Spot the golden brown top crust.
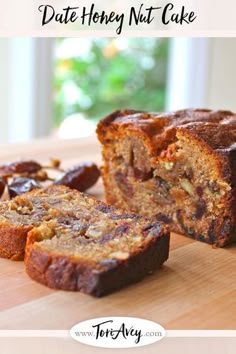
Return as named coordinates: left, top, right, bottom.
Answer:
left=97, top=109, right=236, bottom=152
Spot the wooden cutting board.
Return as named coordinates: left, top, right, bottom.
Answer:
left=0, top=135, right=235, bottom=330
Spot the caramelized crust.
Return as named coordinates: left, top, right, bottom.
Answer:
left=25, top=217, right=169, bottom=296
left=97, top=109, right=236, bottom=246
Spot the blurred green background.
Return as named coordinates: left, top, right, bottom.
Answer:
left=53, top=38, right=169, bottom=127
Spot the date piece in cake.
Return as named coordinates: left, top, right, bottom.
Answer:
left=97, top=109, right=236, bottom=247
left=24, top=187, right=169, bottom=296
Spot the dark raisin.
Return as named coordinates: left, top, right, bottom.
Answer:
left=57, top=217, right=71, bottom=226
left=197, top=234, right=205, bottom=242
left=99, top=233, right=114, bottom=244
left=115, top=224, right=129, bottom=234
left=194, top=199, right=207, bottom=220
left=219, top=218, right=231, bottom=238
left=134, top=215, right=142, bottom=220
left=129, top=149, right=134, bottom=166
left=56, top=218, right=87, bottom=234
left=176, top=209, right=196, bottom=238
left=96, top=204, right=115, bottom=213
left=176, top=209, right=182, bottom=222
left=54, top=162, right=100, bottom=192
left=155, top=213, right=173, bottom=224
left=196, top=186, right=203, bottom=198
left=111, top=213, right=136, bottom=220
left=153, top=176, right=174, bottom=205
left=0, top=177, right=6, bottom=198
left=155, top=176, right=170, bottom=192
left=183, top=167, right=193, bottom=180
left=176, top=209, right=186, bottom=231
left=208, top=218, right=231, bottom=245
left=207, top=219, right=216, bottom=244
left=99, top=224, right=130, bottom=244
left=114, top=171, right=133, bottom=197
left=0, top=160, right=42, bottom=175
left=186, top=227, right=196, bottom=238
left=8, top=177, right=41, bottom=198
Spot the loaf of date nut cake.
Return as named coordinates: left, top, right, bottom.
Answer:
left=97, top=109, right=236, bottom=247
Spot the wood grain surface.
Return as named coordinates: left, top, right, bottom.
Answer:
left=0, top=135, right=235, bottom=330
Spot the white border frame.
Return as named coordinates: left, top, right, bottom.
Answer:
left=166, top=38, right=210, bottom=110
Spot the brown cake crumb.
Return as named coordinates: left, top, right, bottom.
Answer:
left=97, top=108, right=236, bottom=247
left=0, top=185, right=169, bottom=296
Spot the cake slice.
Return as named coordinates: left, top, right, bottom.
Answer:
left=0, top=185, right=80, bottom=260
left=0, top=184, right=169, bottom=295
left=97, top=109, right=236, bottom=247
left=24, top=189, right=169, bottom=296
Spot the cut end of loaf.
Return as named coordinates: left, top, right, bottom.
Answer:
left=97, top=109, right=236, bottom=247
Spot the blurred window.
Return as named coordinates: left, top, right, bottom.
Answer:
left=53, top=38, right=169, bottom=138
